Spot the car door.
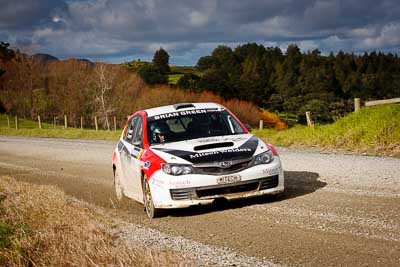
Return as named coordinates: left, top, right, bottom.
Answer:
left=120, top=115, right=144, bottom=201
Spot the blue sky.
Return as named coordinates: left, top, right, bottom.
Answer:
left=1, top=0, right=400, bottom=65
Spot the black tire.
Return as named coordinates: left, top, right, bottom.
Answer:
left=143, top=175, right=162, bottom=218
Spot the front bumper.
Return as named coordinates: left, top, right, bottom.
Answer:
left=149, top=157, right=284, bottom=209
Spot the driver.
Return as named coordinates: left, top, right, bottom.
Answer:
left=151, top=121, right=171, bottom=144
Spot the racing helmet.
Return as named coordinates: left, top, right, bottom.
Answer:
left=151, top=121, right=171, bottom=143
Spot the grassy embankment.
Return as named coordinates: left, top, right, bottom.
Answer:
left=0, top=176, right=186, bottom=266
left=0, top=114, right=120, bottom=140
left=255, top=104, right=400, bottom=156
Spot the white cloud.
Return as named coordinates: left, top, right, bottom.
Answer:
left=360, top=22, right=400, bottom=49
left=189, top=11, right=209, bottom=27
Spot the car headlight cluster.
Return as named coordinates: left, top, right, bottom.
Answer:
left=162, top=163, right=194, bottom=176
left=252, top=150, right=274, bottom=165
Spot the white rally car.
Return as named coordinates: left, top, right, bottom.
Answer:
left=112, top=102, right=284, bottom=218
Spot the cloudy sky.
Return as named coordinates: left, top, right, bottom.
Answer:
left=1, top=0, right=400, bottom=65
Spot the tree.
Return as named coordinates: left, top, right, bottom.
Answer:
left=177, top=73, right=200, bottom=90
left=152, top=48, right=170, bottom=74
left=196, top=56, right=214, bottom=71
left=0, top=42, right=15, bottom=77
left=137, top=64, right=168, bottom=85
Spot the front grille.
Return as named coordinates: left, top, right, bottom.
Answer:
left=259, top=175, right=279, bottom=190
left=170, top=188, right=194, bottom=200
left=170, top=175, right=279, bottom=200
left=193, top=159, right=252, bottom=175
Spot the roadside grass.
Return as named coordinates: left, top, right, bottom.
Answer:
left=0, top=128, right=120, bottom=140
left=1, top=104, right=399, bottom=156
left=0, top=114, right=58, bottom=129
left=0, top=114, right=120, bottom=140
left=0, top=176, right=187, bottom=266
left=255, top=104, right=400, bottom=156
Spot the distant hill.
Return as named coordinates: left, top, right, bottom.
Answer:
left=33, top=53, right=59, bottom=64
left=121, top=60, right=151, bottom=72
left=32, top=53, right=95, bottom=67
left=68, top=58, right=95, bottom=67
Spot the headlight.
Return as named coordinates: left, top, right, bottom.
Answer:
left=252, top=150, right=274, bottom=165
left=162, top=163, right=193, bottom=176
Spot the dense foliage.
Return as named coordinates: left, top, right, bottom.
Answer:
left=191, top=43, right=400, bottom=123
left=0, top=49, right=267, bottom=129
left=136, top=48, right=170, bottom=84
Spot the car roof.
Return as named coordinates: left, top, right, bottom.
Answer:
left=144, top=102, right=224, bottom=118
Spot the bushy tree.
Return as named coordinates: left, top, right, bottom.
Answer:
left=137, top=64, right=168, bottom=85
left=196, top=56, right=214, bottom=71
left=177, top=73, right=200, bottom=90
left=152, top=48, right=170, bottom=74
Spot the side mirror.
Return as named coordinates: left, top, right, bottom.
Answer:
left=132, top=139, right=143, bottom=148
left=244, top=123, right=252, bottom=132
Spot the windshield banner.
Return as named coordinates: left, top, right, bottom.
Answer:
left=148, top=109, right=217, bottom=121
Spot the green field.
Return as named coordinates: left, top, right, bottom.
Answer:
left=169, top=65, right=202, bottom=76
left=255, top=104, right=400, bottom=156
left=167, top=73, right=184, bottom=85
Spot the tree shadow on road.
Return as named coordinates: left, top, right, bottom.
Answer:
left=167, top=171, right=326, bottom=218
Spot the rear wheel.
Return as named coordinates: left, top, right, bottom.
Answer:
left=143, top=175, right=162, bottom=218
left=114, top=169, right=123, bottom=201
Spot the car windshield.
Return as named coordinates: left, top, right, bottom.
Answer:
left=147, top=110, right=245, bottom=145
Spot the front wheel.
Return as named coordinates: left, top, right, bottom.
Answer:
left=143, top=175, right=162, bottom=219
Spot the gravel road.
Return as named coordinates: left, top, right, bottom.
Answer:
left=0, top=136, right=399, bottom=266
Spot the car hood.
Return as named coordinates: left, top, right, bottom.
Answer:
left=150, top=134, right=266, bottom=165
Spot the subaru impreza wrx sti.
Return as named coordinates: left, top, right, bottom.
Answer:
left=112, top=102, right=284, bottom=218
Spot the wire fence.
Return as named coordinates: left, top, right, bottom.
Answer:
left=0, top=113, right=129, bottom=131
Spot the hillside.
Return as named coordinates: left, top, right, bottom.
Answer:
left=255, top=104, right=400, bottom=156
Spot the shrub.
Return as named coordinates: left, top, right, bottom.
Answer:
left=137, top=65, right=167, bottom=85
left=260, top=110, right=288, bottom=130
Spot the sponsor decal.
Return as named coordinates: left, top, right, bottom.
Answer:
left=189, top=148, right=252, bottom=159
left=153, top=136, right=259, bottom=164
left=262, top=166, right=280, bottom=175
left=170, top=178, right=191, bottom=187
left=151, top=177, right=165, bottom=186
left=149, top=109, right=214, bottom=121
left=144, top=161, right=151, bottom=168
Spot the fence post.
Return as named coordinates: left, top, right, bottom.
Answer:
left=354, top=98, right=361, bottom=112
left=7, top=116, right=10, bottom=128
left=259, top=120, right=263, bottom=131
left=113, top=117, right=117, bottom=131
left=15, top=116, right=19, bottom=130
left=37, top=115, right=42, bottom=129
left=64, top=115, right=68, bottom=128
left=94, top=116, right=98, bottom=131
left=80, top=117, right=84, bottom=129
left=306, top=111, right=314, bottom=128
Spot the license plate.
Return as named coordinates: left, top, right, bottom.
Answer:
left=217, top=175, right=241, bottom=185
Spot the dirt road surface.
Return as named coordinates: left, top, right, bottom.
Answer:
left=0, top=136, right=399, bottom=266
